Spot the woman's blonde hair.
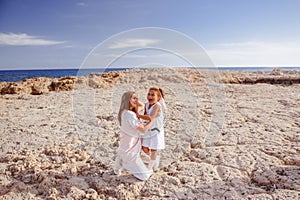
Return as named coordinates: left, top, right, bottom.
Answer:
left=118, top=91, right=135, bottom=126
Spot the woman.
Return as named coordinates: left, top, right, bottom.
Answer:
left=114, top=91, right=157, bottom=180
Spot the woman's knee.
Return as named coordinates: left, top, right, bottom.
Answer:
left=142, top=146, right=150, bottom=154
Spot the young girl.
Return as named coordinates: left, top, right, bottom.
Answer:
left=139, top=87, right=166, bottom=170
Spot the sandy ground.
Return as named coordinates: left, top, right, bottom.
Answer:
left=0, top=68, right=299, bottom=199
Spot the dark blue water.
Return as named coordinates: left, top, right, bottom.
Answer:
left=0, top=68, right=126, bottom=82
left=0, top=67, right=299, bottom=82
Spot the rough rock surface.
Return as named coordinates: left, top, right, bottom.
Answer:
left=0, top=68, right=299, bottom=199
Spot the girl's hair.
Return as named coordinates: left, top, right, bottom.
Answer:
left=118, top=91, right=135, bottom=126
left=149, top=87, right=165, bottom=99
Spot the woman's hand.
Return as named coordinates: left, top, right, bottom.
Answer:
left=136, top=113, right=142, bottom=119
left=136, top=119, right=153, bottom=133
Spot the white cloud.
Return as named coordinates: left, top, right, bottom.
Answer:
left=109, top=38, right=160, bottom=49
left=0, top=33, right=65, bottom=46
left=206, top=41, right=300, bottom=67
left=76, top=2, right=87, bottom=7
left=60, top=45, right=74, bottom=49
left=101, top=53, right=147, bottom=58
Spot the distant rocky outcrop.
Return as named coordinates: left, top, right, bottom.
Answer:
left=220, top=68, right=300, bottom=85
left=0, top=71, right=124, bottom=95
left=1, top=68, right=299, bottom=95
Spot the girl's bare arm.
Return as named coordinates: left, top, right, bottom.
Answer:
left=138, top=104, right=160, bottom=121
left=149, top=104, right=161, bottom=119
left=137, top=114, right=151, bottom=121
left=137, top=104, right=161, bottom=133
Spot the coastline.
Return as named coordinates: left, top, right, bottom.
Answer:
left=1, top=66, right=300, bottom=83
left=0, top=68, right=299, bottom=199
left=1, top=68, right=300, bottom=95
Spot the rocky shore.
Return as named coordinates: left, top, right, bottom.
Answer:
left=1, top=68, right=299, bottom=96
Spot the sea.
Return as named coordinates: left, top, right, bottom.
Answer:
left=0, top=67, right=299, bottom=83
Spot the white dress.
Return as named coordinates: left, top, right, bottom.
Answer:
left=142, top=102, right=165, bottom=150
left=114, top=110, right=153, bottom=180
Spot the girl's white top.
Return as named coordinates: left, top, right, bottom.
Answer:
left=142, top=101, right=165, bottom=150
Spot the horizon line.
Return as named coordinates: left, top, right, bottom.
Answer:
left=1, top=66, right=300, bottom=71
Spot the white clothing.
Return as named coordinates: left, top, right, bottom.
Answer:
left=115, top=110, right=152, bottom=180
left=142, top=102, right=165, bottom=150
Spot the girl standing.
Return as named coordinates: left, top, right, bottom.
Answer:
left=140, top=87, right=166, bottom=170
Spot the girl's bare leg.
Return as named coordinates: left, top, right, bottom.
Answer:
left=148, top=149, right=158, bottom=169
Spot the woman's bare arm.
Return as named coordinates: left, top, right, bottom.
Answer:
left=136, top=120, right=153, bottom=133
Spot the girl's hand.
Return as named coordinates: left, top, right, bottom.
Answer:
left=136, top=101, right=145, bottom=113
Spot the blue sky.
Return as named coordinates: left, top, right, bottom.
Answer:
left=0, top=0, right=300, bottom=70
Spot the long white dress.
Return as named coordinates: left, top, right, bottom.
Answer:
left=142, top=102, right=165, bottom=150
left=114, top=110, right=153, bottom=180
